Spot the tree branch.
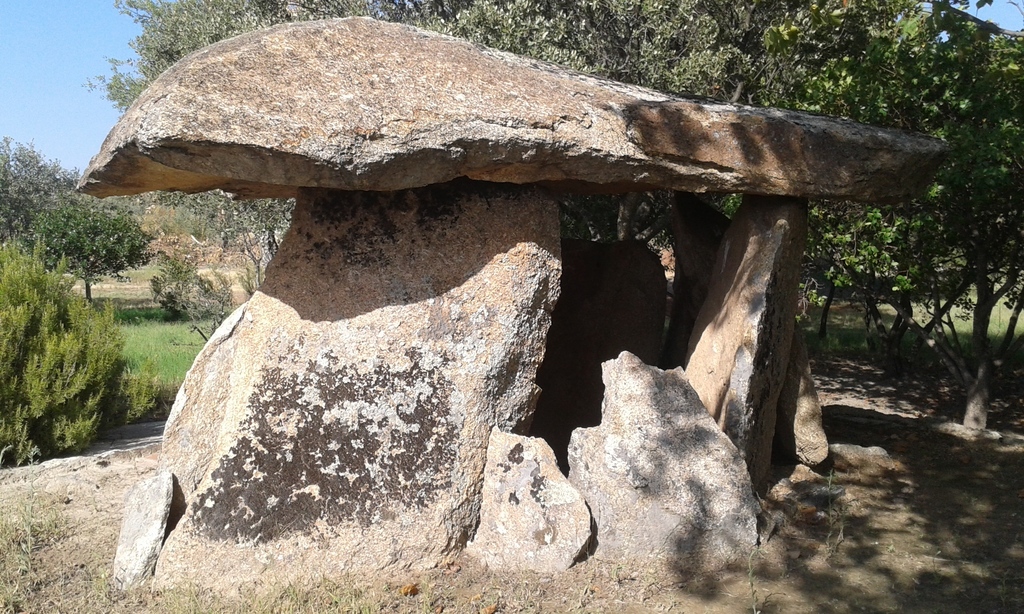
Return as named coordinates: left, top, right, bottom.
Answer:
left=997, top=285, right=1024, bottom=358
left=936, top=3, right=1024, bottom=38
left=889, top=297, right=971, bottom=386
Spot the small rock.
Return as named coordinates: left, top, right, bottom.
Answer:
left=466, top=429, right=592, bottom=573
left=399, top=584, right=419, bottom=597
left=112, top=470, right=175, bottom=590
left=829, top=443, right=891, bottom=460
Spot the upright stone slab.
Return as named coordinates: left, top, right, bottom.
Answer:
left=112, top=470, right=175, bottom=590
left=660, top=193, right=731, bottom=369
left=568, top=352, right=759, bottom=569
left=531, top=239, right=665, bottom=471
left=773, top=333, right=829, bottom=466
left=685, top=196, right=807, bottom=492
left=466, top=429, right=592, bottom=573
left=155, top=180, right=561, bottom=589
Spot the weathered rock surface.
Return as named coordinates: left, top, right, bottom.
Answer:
left=660, top=193, right=731, bottom=369
left=773, top=333, right=829, bottom=466
left=466, top=429, right=592, bottom=573
left=112, top=470, right=174, bottom=590
left=531, top=239, right=665, bottom=471
left=154, top=181, right=561, bottom=588
left=79, top=18, right=945, bottom=202
left=685, top=196, right=808, bottom=492
left=567, top=352, right=759, bottom=569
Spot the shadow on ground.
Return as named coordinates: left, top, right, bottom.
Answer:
left=719, top=356, right=1024, bottom=614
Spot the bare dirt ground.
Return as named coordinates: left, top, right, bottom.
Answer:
left=2, top=357, right=1022, bottom=613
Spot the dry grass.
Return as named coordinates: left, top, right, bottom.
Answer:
left=0, top=492, right=66, bottom=612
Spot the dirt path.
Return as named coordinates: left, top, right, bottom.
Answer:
left=2, top=360, right=1022, bottom=613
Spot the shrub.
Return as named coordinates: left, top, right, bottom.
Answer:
left=0, top=246, right=155, bottom=466
left=150, top=253, right=234, bottom=341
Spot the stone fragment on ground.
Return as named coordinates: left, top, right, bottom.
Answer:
left=684, top=196, right=808, bottom=492
left=774, top=333, right=829, bottom=466
left=155, top=181, right=561, bottom=587
left=466, top=429, right=592, bottom=573
left=112, top=470, right=175, bottom=590
left=568, top=352, right=759, bottom=569
left=531, top=239, right=665, bottom=471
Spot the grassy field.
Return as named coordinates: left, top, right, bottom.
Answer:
left=84, top=266, right=224, bottom=407
left=802, top=300, right=1024, bottom=367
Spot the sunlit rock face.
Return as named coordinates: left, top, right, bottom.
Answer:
left=567, top=352, right=759, bottom=569
left=155, top=181, right=561, bottom=588
left=466, top=429, right=592, bottom=573
left=684, top=196, right=808, bottom=493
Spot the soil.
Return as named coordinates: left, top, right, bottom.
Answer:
left=1, top=356, right=1022, bottom=613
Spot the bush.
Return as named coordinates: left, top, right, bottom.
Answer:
left=150, top=253, right=234, bottom=341
left=0, top=246, right=155, bottom=466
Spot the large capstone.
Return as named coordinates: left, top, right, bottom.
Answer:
left=466, top=429, right=592, bottom=573
left=568, top=352, right=759, bottom=570
left=530, top=239, right=665, bottom=472
left=79, top=19, right=945, bottom=202
left=154, top=180, right=561, bottom=588
left=685, top=196, right=808, bottom=493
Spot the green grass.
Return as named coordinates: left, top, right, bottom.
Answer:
left=79, top=265, right=214, bottom=400
left=121, top=320, right=205, bottom=394
left=803, top=300, right=1024, bottom=368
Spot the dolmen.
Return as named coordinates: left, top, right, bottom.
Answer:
left=80, top=17, right=944, bottom=591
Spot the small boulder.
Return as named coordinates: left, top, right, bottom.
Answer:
left=568, top=352, right=759, bottom=570
left=112, top=470, right=175, bottom=590
left=466, top=429, right=592, bottom=573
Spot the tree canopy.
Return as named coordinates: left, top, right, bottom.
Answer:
left=32, top=201, right=153, bottom=301
left=789, top=0, right=1024, bottom=427
left=0, top=138, right=78, bottom=243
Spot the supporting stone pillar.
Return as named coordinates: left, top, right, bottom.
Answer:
left=684, top=196, right=808, bottom=492
left=660, top=192, right=731, bottom=369
left=155, top=180, right=561, bottom=589
left=773, top=333, right=829, bottom=466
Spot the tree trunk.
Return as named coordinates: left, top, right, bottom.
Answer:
left=964, top=239, right=994, bottom=429
left=616, top=193, right=641, bottom=241
left=963, top=361, right=991, bottom=429
left=85, top=281, right=92, bottom=302
left=818, top=281, right=835, bottom=340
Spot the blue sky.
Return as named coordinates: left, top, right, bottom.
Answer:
left=1, top=1, right=1022, bottom=174
left=0, top=1, right=140, bottom=173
